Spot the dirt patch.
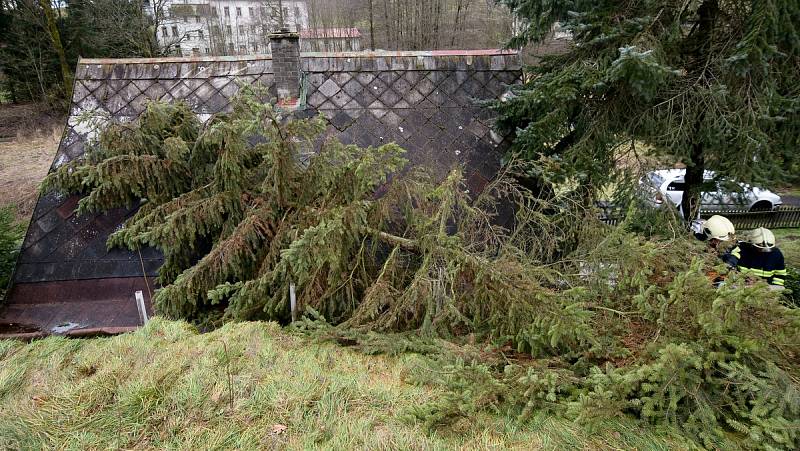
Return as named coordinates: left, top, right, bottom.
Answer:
left=0, top=104, right=64, bottom=222
left=0, top=103, right=63, bottom=140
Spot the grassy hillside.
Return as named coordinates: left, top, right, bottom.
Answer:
left=0, top=319, right=692, bottom=450
left=774, top=229, right=800, bottom=268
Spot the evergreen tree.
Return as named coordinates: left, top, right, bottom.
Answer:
left=497, top=0, right=800, bottom=217
left=43, top=85, right=800, bottom=448
left=64, top=0, right=160, bottom=59
left=42, top=84, right=581, bottom=330
left=0, top=206, right=23, bottom=301
left=39, top=0, right=72, bottom=101
left=0, top=0, right=161, bottom=104
left=0, top=0, right=65, bottom=103
left=44, top=85, right=408, bottom=322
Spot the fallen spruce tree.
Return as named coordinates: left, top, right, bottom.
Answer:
left=44, top=87, right=800, bottom=449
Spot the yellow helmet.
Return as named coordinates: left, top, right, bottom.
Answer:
left=703, top=215, right=735, bottom=241
left=746, top=227, right=776, bottom=249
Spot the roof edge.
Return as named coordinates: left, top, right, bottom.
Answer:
left=78, top=49, right=519, bottom=65
left=79, top=54, right=274, bottom=65
left=0, top=326, right=141, bottom=341
left=302, top=49, right=519, bottom=58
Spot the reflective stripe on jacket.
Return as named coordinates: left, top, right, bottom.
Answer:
left=726, top=243, right=786, bottom=286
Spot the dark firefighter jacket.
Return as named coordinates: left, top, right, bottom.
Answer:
left=723, top=243, right=787, bottom=286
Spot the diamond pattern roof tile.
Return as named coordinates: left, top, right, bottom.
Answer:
left=3, top=50, right=522, bottom=335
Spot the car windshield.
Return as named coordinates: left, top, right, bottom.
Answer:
left=647, top=173, right=665, bottom=187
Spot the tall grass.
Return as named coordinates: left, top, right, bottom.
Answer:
left=0, top=319, right=691, bottom=450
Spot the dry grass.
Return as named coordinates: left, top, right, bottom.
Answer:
left=0, top=319, right=691, bottom=450
left=0, top=104, right=64, bottom=222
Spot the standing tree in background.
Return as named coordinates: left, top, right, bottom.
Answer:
left=0, top=0, right=68, bottom=104
left=0, top=0, right=171, bottom=105
left=305, top=0, right=514, bottom=52
left=38, top=0, right=72, bottom=100
left=368, top=0, right=375, bottom=50
left=66, top=0, right=160, bottom=58
left=497, top=0, right=800, bottom=217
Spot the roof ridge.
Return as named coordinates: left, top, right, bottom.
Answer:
left=78, top=49, right=519, bottom=65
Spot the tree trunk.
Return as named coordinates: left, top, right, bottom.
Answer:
left=681, top=138, right=706, bottom=220
left=382, top=0, right=391, bottom=49
left=680, top=0, right=718, bottom=220
left=452, top=0, right=463, bottom=47
left=38, top=0, right=73, bottom=101
left=432, top=0, right=441, bottom=48
left=368, top=0, right=375, bottom=50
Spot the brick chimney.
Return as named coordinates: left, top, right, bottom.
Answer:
left=269, top=27, right=301, bottom=107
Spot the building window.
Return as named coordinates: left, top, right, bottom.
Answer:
left=236, top=7, right=241, bottom=17
left=250, top=24, right=257, bottom=33
left=238, top=25, right=245, bottom=35
left=172, top=26, right=179, bottom=37
left=239, top=45, right=246, bottom=54
left=228, top=42, right=234, bottom=53
left=224, top=6, right=229, bottom=17
left=283, top=7, right=289, bottom=19
left=248, top=7, right=254, bottom=17
left=252, top=42, right=258, bottom=52
left=183, top=16, right=187, bottom=23
left=192, top=47, right=200, bottom=55
left=212, top=7, right=217, bottom=17
left=198, top=30, right=204, bottom=39
left=226, top=25, right=232, bottom=35
left=195, top=15, right=200, bottom=23
left=161, top=26, right=168, bottom=37
left=205, top=47, right=210, bottom=54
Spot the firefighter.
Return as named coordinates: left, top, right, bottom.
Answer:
left=726, top=227, right=787, bottom=287
left=691, top=215, right=740, bottom=282
left=692, top=215, right=736, bottom=256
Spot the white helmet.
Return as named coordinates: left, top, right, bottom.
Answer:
left=747, top=227, right=776, bottom=249
left=703, top=215, right=735, bottom=241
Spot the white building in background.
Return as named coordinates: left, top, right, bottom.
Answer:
left=147, top=1, right=309, bottom=56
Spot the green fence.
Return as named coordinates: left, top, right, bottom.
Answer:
left=600, top=206, right=800, bottom=229
left=699, top=207, right=800, bottom=229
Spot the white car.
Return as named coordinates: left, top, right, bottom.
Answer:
left=644, top=169, right=783, bottom=212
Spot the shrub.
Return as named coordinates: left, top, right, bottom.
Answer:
left=0, top=205, right=23, bottom=300
left=784, top=267, right=800, bottom=307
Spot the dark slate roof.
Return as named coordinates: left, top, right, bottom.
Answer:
left=1, top=50, right=522, bottom=336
